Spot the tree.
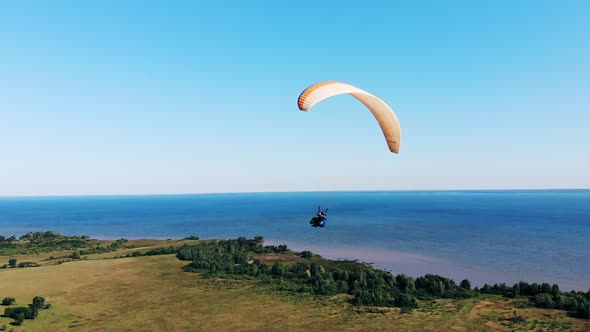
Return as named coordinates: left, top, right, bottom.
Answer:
left=396, top=274, right=413, bottom=292
left=8, top=258, right=16, bottom=267
left=512, top=283, right=520, bottom=297
left=13, top=312, right=24, bottom=326
left=530, top=283, right=540, bottom=296
left=27, top=305, right=38, bottom=319
left=1, top=297, right=15, bottom=306
left=254, top=236, right=264, bottom=245
left=4, top=306, right=33, bottom=319
left=534, top=293, right=555, bottom=309
left=460, top=279, right=471, bottom=290
left=554, top=295, right=565, bottom=309
left=576, top=302, right=590, bottom=319
left=300, top=251, right=313, bottom=259
left=32, top=296, right=45, bottom=310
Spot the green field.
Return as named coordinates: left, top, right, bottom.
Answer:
left=0, top=238, right=588, bottom=331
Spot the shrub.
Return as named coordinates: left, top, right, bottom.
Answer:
left=395, top=293, right=418, bottom=308
left=534, top=293, right=555, bottom=309
left=300, top=251, right=313, bottom=258
left=4, top=306, right=33, bottom=319
left=18, top=262, right=40, bottom=268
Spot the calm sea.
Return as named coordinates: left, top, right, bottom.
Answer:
left=0, top=190, right=588, bottom=291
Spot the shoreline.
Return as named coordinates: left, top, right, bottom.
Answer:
left=267, top=239, right=590, bottom=292
left=3, top=230, right=588, bottom=291
left=3, top=231, right=588, bottom=292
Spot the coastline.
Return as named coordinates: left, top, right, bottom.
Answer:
left=1, top=190, right=589, bottom=292
left=267, top=239, right=590, bottom=292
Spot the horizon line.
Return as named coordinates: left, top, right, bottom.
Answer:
left=1, top=187, right=588, bottom=199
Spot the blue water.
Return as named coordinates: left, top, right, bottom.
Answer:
left=0, top=190, right=589, bottom=291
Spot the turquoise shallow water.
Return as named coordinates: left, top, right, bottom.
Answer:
left=0, top=190, right=589, bottom=291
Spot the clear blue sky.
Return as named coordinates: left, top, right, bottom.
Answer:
left=1, top=1, right=589, bottom=196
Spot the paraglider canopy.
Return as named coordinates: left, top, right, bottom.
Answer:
left=297, top=81, right=401, bottom=154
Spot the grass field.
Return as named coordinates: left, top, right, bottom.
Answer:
left=0, top=240, right=588, bottom=331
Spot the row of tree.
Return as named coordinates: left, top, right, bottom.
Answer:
left=66, top=239, right=131, bottom=259
left=477, top=281, right=590, bottom=319
left=112, top=246, right=179, bottom=259
left=176, top=238, right=473, bottom=309
left=176, top=236, right=287, bottom=263
left=175, top=237, right=590, bottom=319
left=1, top=258, right=40, bottom=269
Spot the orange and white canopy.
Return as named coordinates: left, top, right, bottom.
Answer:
left=297, top=81, right=401, bottom=154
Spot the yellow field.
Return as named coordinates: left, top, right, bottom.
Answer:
left=0, top=242, right=588, bottom=331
